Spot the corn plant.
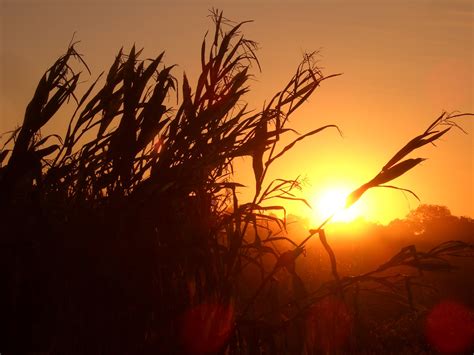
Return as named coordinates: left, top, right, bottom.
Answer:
left=1, top=9, right=472, bottom=354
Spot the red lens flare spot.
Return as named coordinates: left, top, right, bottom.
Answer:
left=425, top=300, right=474, bottom=353
left=306, top=296, right=353, bottom=352
left=180, top=303, right=234, bottom=354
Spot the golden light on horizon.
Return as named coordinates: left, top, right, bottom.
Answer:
left=311, top=186, right=367, bottom=224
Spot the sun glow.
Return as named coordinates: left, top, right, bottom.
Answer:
left=312, top=187, right=364, bottom=224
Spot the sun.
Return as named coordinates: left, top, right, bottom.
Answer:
left=311, top=186, right=364, bottom=223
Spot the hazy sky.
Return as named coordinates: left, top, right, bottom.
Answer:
left=1, top=0, right=473, bottom=224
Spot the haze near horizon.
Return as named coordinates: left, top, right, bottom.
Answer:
left=1, top=0, right=472, bottom=224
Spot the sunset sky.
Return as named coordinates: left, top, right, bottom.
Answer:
left=1, top=0, right=472, bottom=225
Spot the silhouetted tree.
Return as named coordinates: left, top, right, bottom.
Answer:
left=1, top=10, right=473, bottom=354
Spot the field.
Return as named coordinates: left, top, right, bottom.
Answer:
left=1, top=10, right=473, bottom=354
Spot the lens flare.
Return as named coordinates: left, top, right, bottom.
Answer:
left=180, top=303, right=234, bottom=354
left=425, top=300, right=474, bottom=353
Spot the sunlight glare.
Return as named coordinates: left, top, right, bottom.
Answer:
left=312, top=187, right=362, bottom=223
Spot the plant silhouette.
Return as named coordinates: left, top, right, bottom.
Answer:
left=1, top=9, right=473, bottom=354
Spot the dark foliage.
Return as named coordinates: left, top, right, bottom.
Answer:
left=1, top=10, right=473, bottom=354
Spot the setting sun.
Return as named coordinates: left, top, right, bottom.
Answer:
left=2, top=2, right=473, bottom=353
left=312, top=186, right=365, bottom=223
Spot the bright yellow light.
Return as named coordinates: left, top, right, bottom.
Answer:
left=312, top=187, right=363, bottom=223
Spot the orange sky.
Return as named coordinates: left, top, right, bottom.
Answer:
left=1, top=0, right=472, bottom=224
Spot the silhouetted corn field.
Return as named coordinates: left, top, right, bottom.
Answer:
left=1, top=10, right=473, bottom=354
